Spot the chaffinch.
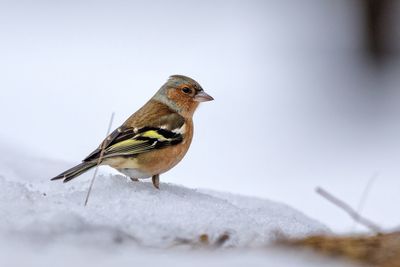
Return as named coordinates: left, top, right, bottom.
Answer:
left=51, top=75, right=213, bottom=189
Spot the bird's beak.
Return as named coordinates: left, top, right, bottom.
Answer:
left=194, top=91, right=214, bottom=102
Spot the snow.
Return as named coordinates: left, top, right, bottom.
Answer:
left=1, top=239, right=357, bottom=267
left=0, top=144, right=326, bottom=247
left=1, top=243, right=355, bottom=267
left=0, top=145, right=357, bottom=266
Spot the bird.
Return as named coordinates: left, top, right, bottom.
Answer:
left=51, top=75, right=213, bottom=189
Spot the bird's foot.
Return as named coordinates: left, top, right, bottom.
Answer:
left=152, top=174, right=160, bottom=189
left=130, top=177, right=139, bottom=182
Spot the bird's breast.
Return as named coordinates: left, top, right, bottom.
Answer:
left=136, top=123, right=193, bottom=175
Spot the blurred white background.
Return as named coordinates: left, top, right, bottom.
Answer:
left=0, top=0, right=399, bottom=232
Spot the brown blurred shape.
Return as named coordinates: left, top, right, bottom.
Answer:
left=362, top=0, right=398, bottom=64
left=284, top=232, right=400, bottom=267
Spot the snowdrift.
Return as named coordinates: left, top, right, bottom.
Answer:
left=0, top=145, right=327, bottom=248
left=0, top=146, right=347, bottom=267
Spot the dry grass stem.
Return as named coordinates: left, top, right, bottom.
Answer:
left=84, top=112, right=115, bottom=206
left=316, top=187, right=382, bottom=233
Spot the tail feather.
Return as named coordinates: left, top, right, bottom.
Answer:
left=51, top=162, right=97, bottom=183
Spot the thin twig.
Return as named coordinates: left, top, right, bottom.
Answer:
left=316, top=187, right=382, bottom=234
left=352, top=172, right=379, bottom=230
left=84, top=112, right=115, bottom=206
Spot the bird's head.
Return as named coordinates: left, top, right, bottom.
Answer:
left=153, top=75, right=214, bottom=117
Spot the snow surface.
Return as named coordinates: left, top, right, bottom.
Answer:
left=0, top=145, right=357, bottom=266
left=0, top=144, right=326, bottom=247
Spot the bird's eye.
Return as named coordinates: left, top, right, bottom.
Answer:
left=182, top=87, right=192, bottom=94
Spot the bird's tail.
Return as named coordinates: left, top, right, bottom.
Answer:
left=51, top=162, right=97, bottom=183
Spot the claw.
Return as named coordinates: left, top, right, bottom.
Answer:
left=152, top=174, right=160, bottom=189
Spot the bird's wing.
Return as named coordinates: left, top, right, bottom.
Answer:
left=83, top=113, right=185, bottom=162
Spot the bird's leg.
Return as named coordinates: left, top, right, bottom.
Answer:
left=152, top=174, right=160, bottom=189
left=130, top=177, right=139, bottom=182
